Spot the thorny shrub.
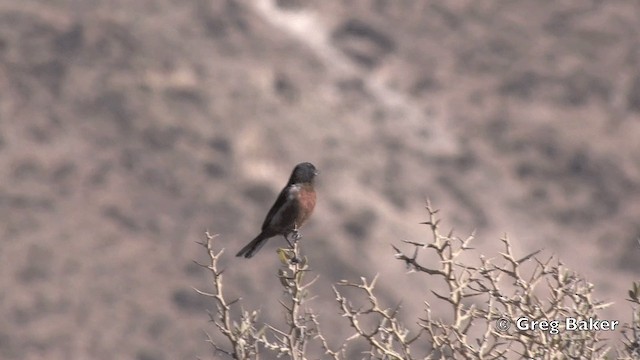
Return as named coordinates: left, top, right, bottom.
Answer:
left=195, top=201, right=640, bottom=359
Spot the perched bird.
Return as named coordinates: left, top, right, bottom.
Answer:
left=236, top=162, right=318, bottom=258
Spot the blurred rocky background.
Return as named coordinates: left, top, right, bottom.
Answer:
left=1, top=0, right=639, bottom=358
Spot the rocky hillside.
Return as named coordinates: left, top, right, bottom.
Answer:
left=0, top=0, right=639, bottom=359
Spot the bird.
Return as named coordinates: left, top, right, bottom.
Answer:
left=236, top=162, right=318, bottom=258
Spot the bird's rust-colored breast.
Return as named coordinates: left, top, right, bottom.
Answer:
left=295, top=183, right=316, bottom=226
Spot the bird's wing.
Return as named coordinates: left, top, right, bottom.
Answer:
left=261, top=185, right=297, bottom=231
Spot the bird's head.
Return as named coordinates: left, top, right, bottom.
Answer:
left=288, top=162, right=318, bottom=184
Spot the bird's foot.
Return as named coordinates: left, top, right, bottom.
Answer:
left=283, top=228, right=302, bottom=263
left=285, top=234, right=294, bottom=248
left=291, top=228, right=302, bottom=242
left=284, top=228, right=302, bottom=248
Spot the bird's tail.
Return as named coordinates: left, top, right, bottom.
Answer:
left=236, top=232, right=271, bottom=258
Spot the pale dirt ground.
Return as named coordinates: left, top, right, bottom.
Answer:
left=0, top=0, right=639, bottom=359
